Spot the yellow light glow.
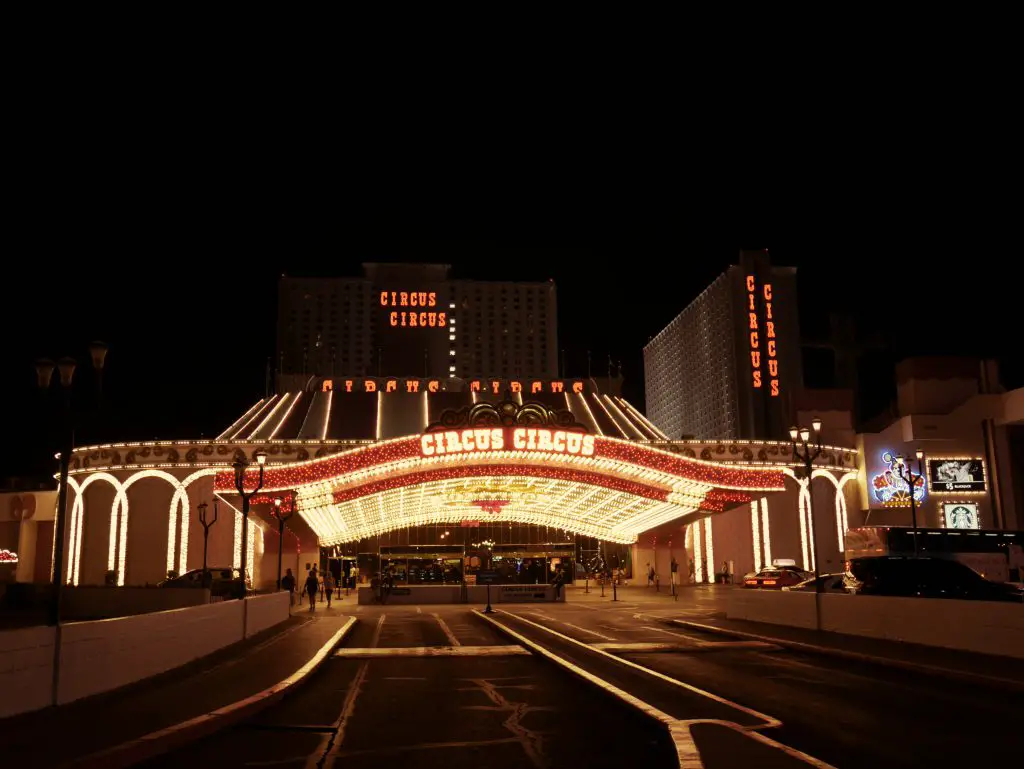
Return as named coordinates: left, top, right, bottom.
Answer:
left=322, top=389, right=334, bottom=440
left=751, top=500, right=761, bottom=573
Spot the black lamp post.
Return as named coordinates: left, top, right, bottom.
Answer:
left=273, top=496, right=294, bottom=590
left=35, top=342, right=107, bottom=626
left=790, top=418, right=823, bottom=631
left=198, top=500, right=218, bottom=588
left=232, top=451, right=267, bottom=598
left=894, top=449, right=925, bottom=557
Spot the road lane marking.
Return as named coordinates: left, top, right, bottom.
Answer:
left=476, top=611, right=833, bottom=769
left=475, top=610, right=702, bottom=767
left=685, top=720, right=838, bottom=769
left=523, top=610, right=617, bottom=640
left=433, top=612, right=461, bottom=646
left=498, top=609, right=781, bottom=730
left=334, top=645, right=529, bottom=658
left=306, top=615, right=384, bottom=769
left=591, top=641, right=779, bottom=653
left=559, top=621, right=616, bottom=641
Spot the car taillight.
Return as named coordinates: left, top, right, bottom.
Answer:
left=762, top=579, right=776, bottom=585
left=745, top=579, right=757, bottom=585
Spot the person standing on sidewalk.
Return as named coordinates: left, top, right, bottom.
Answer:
left=323, top=568, right=336, bottom=608
left=304, top=568, right=319, bottom=611
left=281, top=568, right=296, bottom=606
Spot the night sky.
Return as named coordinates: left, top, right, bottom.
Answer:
left=4, top=226, right=1016, bottom=485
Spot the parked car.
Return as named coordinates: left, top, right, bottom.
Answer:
left=158, top=567, right=247, bottom=598
left=782, top=573, right=848, bottom=592
left=742, top=561, right=812, bottom=589
left=844, top=556, right=1024, bottom=603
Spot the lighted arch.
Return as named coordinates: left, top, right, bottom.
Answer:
left=813, top=470, right=858, bottom=552
left=168, top=469, right=220, bottom=575
left=65, top=472, right=124, bottom=585
left=112, top=470, right=186, bottom=586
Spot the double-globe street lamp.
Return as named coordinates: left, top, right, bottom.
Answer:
left=232, top=451, right=267, bottom=598
left=893, top=449, right=925, bottom=557
left=35, top=342, right=108, bottom=626
left=197, top=500, right=218, bottom=588
left=272, top=495, right=294, bottom=590
left=790, top=418, right=823, bottom=631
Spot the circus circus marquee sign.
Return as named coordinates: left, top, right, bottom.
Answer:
left=216, top=399, right=786, bottom=545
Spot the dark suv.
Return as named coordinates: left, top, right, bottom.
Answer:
left=845, top=556, right=1024, bottom=603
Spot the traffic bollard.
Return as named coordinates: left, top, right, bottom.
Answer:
left=612, top=580, right=618, bottom=601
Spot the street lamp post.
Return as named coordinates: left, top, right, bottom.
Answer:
left=894, top=449, right=925, bottom=557
left=197, top=500, right=218, bottom=588
left=790, top=418, right=823, bottom=631
left=232, top=451, right=267, bottom=598
left=35, top=342, right=107, bottom=626
left=273, top=496, right=294, bottom=590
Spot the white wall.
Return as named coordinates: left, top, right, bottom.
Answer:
left=0, top=626, right=56, bottom=718
left=244, top=592, right=291, bottom=638
left=57, top=600, right=244, bottom=704
left=726, top=588, right=817, bottom=629
left=819, top=593, right=1024, bottom=658
left=726, top=590, right=1024, bottom=658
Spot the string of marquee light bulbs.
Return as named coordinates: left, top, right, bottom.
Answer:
left=215, top=434, right=786, bottom=495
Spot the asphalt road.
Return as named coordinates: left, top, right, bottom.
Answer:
left=490, top=600, right=1024, bottom=769
left=140, top=597, right=1023, bottom=769
left=140, top=604, right=676, bottom=769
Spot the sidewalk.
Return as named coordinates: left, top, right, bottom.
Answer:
left=0, top=605, right=353, bottom=768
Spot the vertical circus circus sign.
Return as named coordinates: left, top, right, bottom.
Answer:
left=746, top=275, right=780, bottom=397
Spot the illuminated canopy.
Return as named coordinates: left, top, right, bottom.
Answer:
left=216, top=410, right=786, bottom=544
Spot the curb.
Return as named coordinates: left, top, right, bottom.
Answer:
left=65, top=616, right=357, bottom=769
left=666, top=618, right=1024, bottom=693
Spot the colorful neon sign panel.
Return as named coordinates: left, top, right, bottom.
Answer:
left=872, top=451, right=927, bottom=507
left=0, top=549, right=18, bottom=564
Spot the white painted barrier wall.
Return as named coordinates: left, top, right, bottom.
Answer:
left=725, top=589, right=818, bottom=629
left=726, top=590, right=1024, bottom=658
left=58, top=600, right=244, bottom=704
left=0, top=626, right=56, bottom=718
left=244, top=592, right=291, bottom=638
left=819, top=593, right=1024, bottom=658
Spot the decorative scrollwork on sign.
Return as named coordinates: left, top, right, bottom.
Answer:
left=315, top=447, right=331, bottom=458
left=427, top=399, right=586, bottom=433
left=714, top=444, right=725, bottom=454
left=216, top=446, right=229, bottom=455
left=166, top=449, right=179, bottom=463
left=682, top=447, right=696, bottom=458
left=729, top=444, right=739, bottom=455
left=757, top=448, right=768, bottom=461
left=700, top=448, right=712, bottom=460
left=185, top=448, right=198, bottom=463
left=296, top=448, right=309, bottom=461
left=742, top=448, right=753, bottom=460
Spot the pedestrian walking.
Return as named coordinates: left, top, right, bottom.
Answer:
left=323, top=569, right=336, bottom=608
left=281, top=568, right=296, bottom=606
left=303, top=568, right=319, bottom=611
